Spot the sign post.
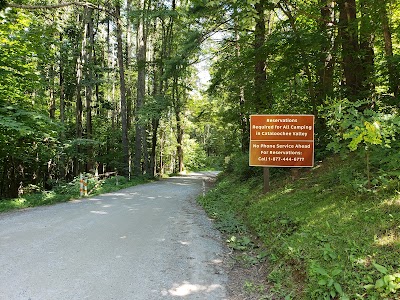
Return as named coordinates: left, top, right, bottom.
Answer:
left=263, top=167, right=270, bottom=193
left=249, top=115, right=315, bottom=192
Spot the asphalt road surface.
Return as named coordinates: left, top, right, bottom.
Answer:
left=0, top=172, right=228, bottom=300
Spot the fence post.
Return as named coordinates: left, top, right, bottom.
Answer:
left=80, top=173, right=84, bottom=197
left=84, top=176, right=88, bottom=196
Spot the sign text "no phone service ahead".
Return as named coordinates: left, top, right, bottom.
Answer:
left=249, top=115, right=315, bottom=167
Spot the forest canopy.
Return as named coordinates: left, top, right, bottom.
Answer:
left=1, top=0, right=399, bottom=198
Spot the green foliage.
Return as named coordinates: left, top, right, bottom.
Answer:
left=0, top=9, right=52, bottom=105
left=0, top=0, right=7, bottom=10
left=243, top=280, right=265, bottom=294
left=324, top=99, right=400, bottom=153
left=323, top=99, right=400, bottom=190
left=183, top=137, right=207, bottom=171
left=364, top=263, right=400, bottom=298
left=1, top=0, right=400, bottom=259
left=198, top=151, right=400, bottom=299
left=224, top=152, right=263, bottom=180
left=226, top=235, right=253, bottom=251
left=0, top=9, right=63, bottom=198
left=310, top=263, right=347, bottom=300
left=0, top=174, right=150, bottom=213
left=198, top=177, right=247, bottom=234
left=0, top=104, right=60, bottom=197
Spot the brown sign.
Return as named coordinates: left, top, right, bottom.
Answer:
left=249, top=115, right=314, bottom=167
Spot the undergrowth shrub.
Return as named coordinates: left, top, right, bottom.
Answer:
left=224, top=152, right=288, bottom=181
left=323, top=99, right=400, bottom=191
left=224, top=152, right=262, bottom=180
left=200, top=150, right=400, bottom=299
left=0, top=174, right=149, bottom=213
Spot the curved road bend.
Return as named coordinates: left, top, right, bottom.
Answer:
left=0, top=172, right=228, bottom=300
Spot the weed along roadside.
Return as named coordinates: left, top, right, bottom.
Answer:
left=198, top=152, right=400, bottom=300
left=0, top=174, right=150, bottom=214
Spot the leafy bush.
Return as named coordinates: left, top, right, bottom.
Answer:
left=323, top=99, right=400, bottom=152
left=323, top=99, right=400, bottom=190
left=184, top=140, right=208, bottom=171
left=224, top=152, right=263, bottom=180
left=199, top=151, right=400, bottom=299
left=0, top=174, right=150, bottom=213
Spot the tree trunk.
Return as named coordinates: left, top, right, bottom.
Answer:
left=142, top=126, right=149, bottom=174
left=75, top=13, right=84, bottom=140
left=254, top=0, right=267, bottom=112
left=0, top=157, right=7, bottom=198
left=49, top=64, right=56, bottom=119
left=173, top=76, right=184, bottom=173
left=359, top=0, right=375, bottom=97
left=126, top=0, right=133, bottom=130
left=234, top=8, right=249, bottom=153
left=159, top=126, right=165, bottom=176
left=85, top=7, right=94, bottom=172
left=175, top=112, right=184, bottom=173
left=134, top=0, right=147, bottom=176
left=314, top=0, right=336, bottom=146
left=338, top=0, right=363, bottom=99
left=316, top=0, right=335, bottom=104
left=380, top=2, right=399, bottom=97
left=59, top=33, right=65, bottom=139
left=150, top=44, right=161, bottom=177
left=75, top=12, right=84, bottom=175
left=279, top=1, right=316, bottom=112
left=116, top=4, right=130, bottom=177
left=59, top=31, right=66, bottom=179
left=150, top=118, right=159, bottom=177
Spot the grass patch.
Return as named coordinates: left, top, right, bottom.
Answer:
left=198, top=153, right=400, bottom=299
left=0, top=175, right=151, bottom=214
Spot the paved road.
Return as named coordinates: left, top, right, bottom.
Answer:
left=0, top=172, right=227, bottom=300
